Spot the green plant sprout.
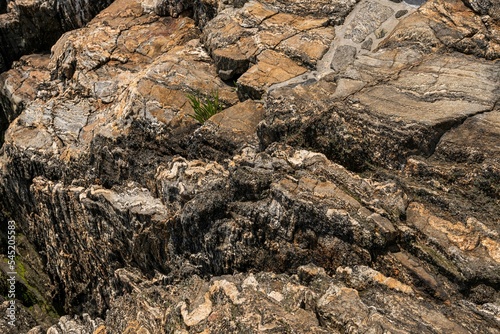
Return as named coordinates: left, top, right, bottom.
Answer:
left=186, top=90, right=223, bottom=124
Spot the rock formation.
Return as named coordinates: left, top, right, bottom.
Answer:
left=0, top=0, right=498, bottom=333
left=0, top=0, right=114, bottom=72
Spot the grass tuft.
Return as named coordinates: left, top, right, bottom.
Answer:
left=187, top=90, right=223, bottom=124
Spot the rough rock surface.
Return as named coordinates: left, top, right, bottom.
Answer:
left=201, top=0, right=338, bottom=97
left=52, top=266, right=499, bottom=333
left=0, top=0, right=114, bottom=72
left=0, top=0, right=498, bottom=333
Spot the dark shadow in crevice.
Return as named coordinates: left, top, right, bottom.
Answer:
left=403, top=0, right=427, bottom=5
left=0, top=103, right=9, bottom=148
left=0, top=0, right=7, bottom=14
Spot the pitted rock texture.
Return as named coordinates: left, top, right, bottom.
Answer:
left=0, top=0, right=498, bottom=333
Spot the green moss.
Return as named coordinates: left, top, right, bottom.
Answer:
left=13, top=256, right=60, bottom=318
left=16, top=259, right=27, bottom=282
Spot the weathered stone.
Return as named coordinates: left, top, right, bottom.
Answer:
left=462, top=0, right=500, bottom=21
left=407, top=202, right=500, bottom=284
left=207, top=100, right=264, bottom=139
left=0, top=53, right=52, bottom=144
left=237, top=50, right=307, bottom=99
left=331, top=45, right=357, bottom=71
left=186, top=100, right=265, bottom=160
left=383, top=0, right=500, bottom=59
left=202, top=0, right=336, bottom=82
left=0, top=0, right=498, bottom=333
left=0, top=0, right=113, bottom=72
left=395, top=9, right=408, bottom=18
left=336, top=265, right=414, bottom=294
left=279, top=27, right=335, bottom=66
left=297, top=263, right=327, bottom=283
left=360, top=37, right=373, bottom=50
left=46, top=314, right=105, bottom=334
left=212, top=46, right=250, bottom=81
left=261, top=49, right=499, bottom=170
left=49, top=266, right=498, bottom=334
left=261, top=0, right=359, bottom=21
left=141, top=0, right=190, bottom=17
left=0, top=0, right=240, bottom=318
left=344, top=1, right=394, bottom=43
left=434, top=110, right=500, bottom=166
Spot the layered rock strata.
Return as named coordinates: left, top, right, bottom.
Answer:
left=0, top=0, right=498, bottom=332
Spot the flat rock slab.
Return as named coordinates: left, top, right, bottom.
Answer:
left=355, top=85, right=491, bottom=124
left=238, top=49, right=308, bottom=99
left=261, top=48, right=499, bottom=170
left=208, top=99, right=265, bottom=138
left=347, top=51, right=498, bottom=160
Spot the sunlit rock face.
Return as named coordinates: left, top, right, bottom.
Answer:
left=0, top=0, right=499, bottom=333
